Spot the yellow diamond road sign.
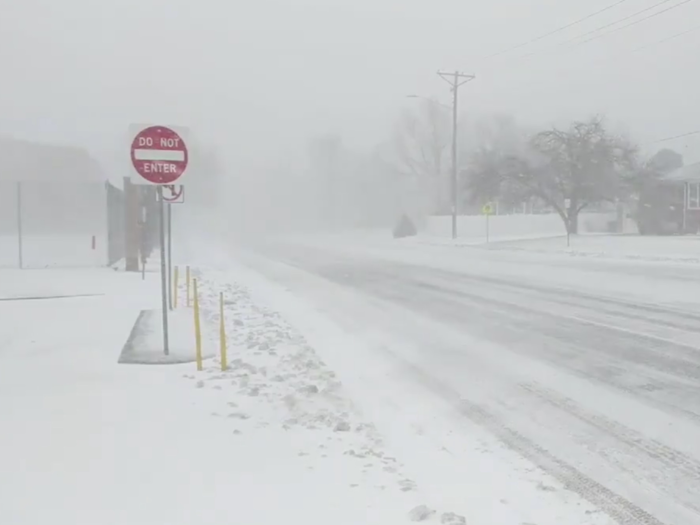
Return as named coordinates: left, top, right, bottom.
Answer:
left=482, top=202, right=494, bottom=215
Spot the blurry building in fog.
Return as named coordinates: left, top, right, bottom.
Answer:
left=636, top=162, right=700, bottom=235
left=0, top=136, right=122, bottom=268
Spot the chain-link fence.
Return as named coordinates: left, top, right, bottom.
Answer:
left=0, top=180, right=125, bottom=268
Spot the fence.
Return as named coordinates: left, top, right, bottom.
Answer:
left=106, top=182, right=125, bottom=266
left=0, top=180, right=125, bottom=268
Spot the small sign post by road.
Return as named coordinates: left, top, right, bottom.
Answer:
left=129, top=124, right=190, bottom=357
left=482, top=202, right=494, bottom=243
left=155, top=184, right=184, bottom=309
left=564, top=198, right=571, bottom=247
left=155, top=185, right=184, bottom=309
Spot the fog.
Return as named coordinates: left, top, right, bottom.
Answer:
left=3, top=0, right=700, bottom=237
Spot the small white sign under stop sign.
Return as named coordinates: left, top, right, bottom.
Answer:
left=564, top=198, right=571, bottom=208
left=156, top=184, right=185, bottom=204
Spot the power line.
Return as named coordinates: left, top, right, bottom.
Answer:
left=512, top=0, right=695, bottom=61
left=566, top=0, right=676, bottom=44
left=631, top=23, right=700, bottom=51
left=483, top=0, right=631, bottom=59
left=648, top=129, right=700, bottom=144
left=575, top=0, right=696, bottom=46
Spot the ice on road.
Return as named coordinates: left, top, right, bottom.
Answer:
left=232, top=234, right=700, bottom=525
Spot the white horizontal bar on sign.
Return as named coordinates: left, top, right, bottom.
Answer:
left=133, top=149, right=185, bottom=162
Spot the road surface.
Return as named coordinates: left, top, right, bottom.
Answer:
left=241, top=236, right=700, bottom=525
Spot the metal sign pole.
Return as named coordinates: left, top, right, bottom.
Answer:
left=486, top=213, right=490, bottom=243
left=167, top=201, right=173, bottom=310
left=158, top=187, right=170, bottom=355
left=16, top=182, right=23, bottom=269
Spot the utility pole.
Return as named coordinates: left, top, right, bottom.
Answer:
left=437, top=70, right=475, bottom=239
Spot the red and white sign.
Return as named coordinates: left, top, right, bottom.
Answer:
left=130, top=125, right=188, bottom=185
left=156, top=184, right=185, bottom=204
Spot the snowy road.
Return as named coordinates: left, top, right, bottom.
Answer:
left=238, top=237, right=700, bottom=525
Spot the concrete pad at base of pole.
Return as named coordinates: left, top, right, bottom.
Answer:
left=118, top=308, right=213, bottom=364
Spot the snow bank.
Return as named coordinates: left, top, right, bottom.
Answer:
left=487, top=234, right=700, bottom=264
left=178, top=268, right=469, bottom=524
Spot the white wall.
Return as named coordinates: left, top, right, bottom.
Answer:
left=0, top=181, right=108, bottom=268
left=424, top=212, right=638, bottom=239
left=0, top=235, right=105, bottom=268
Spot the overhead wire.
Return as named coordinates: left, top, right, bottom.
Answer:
left=573, top=0, right=697, bottom=47
left=630, top=23, right=700, bottom=51
left=509, top=0, right=696, bottom=61
left=562, top=0, right=676, bottom=44
left=482, top=0, right=632, bottom=59
left=471, top=1, right=700, bottom=144
left=648, top=130, right=700, bottom=144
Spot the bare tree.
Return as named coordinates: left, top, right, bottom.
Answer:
left=392, top=99, right=450, bottom=213
left=461, top=114, right=531, bottom=212
left=467, top=116, right=637, bottom=234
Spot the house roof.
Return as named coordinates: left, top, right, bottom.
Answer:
left=0, top=136, right=104, bottom=183
left=662, top=162, right=700, bottom=183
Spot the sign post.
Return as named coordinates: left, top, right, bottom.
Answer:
left=482, top=202, right=494, bottom=243
left=16, top=182, right=23, bottom=269
left=155, top=185, right=184, bottom=311
left=167, top=202, right=173, bottom=310
left=157, top=187, right=170, bottom=354
left=564, top=198, right=571, bottom=247
left=129, top=125, right=189, bottom=356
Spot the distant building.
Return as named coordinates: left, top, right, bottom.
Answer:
left=0, top=136, right=123, bottom=267
left=636, top=162, right=700, bottom=235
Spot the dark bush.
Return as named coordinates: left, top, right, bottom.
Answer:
left=392, top=213, right=417, bottom=238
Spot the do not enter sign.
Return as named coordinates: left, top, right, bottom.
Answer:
left=130, top=125, right=189, bottom=185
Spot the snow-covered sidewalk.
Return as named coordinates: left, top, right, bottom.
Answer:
left=0, top=264, right=465, bottom=525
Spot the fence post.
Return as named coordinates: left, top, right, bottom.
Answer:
left=193, top=278, right=202, bottom=371
left=219, top=292, right=227, bottom=371
left=173, top=265, right=179, bottom=308
left=186, top=266, right=191, bottom=307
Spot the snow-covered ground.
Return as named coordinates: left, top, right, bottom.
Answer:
left=415, top=214, right=700, bottom=264
left=6, top=224, right=700, bottom=525
left=226, top=230, right=700, bottom=525
left=0, top=262, right=461, bottom=525
left=485, top=234, right=700, bottom=263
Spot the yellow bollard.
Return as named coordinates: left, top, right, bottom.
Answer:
left=173, top=266, right=179, bottom=308
left=186, top=266, right=191, bottom=307
left=193, top=278, right=202, bottom=371
left=219, top=292, right=227, bottom=371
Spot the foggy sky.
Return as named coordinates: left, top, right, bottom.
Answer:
left=3, top=0, right=700, bottom=174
